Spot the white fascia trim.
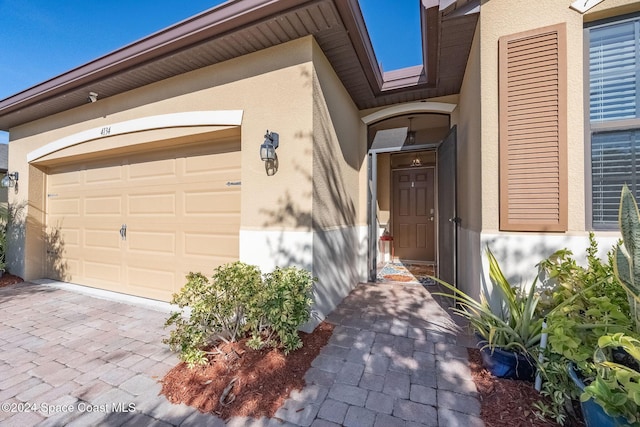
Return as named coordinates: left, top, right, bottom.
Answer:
left=27, top=110, right=244, bottom=162
left=570, top=0, right=605, bottom=13
left=361, top=102, right=457, bottom=125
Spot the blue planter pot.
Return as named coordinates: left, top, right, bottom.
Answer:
left=567, top=363, right=628, bottom=427
left=478, top=344, right=536, bottom=381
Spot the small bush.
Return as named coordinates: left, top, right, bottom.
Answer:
left=248, top=267, right=315, bottom=354
left=164, top=262, right=262, bottom=367
left=164, top=262, right=315, bottom=367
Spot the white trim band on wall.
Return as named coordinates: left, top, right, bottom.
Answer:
left=360, top=102, right=457, bottom=125
left=27, top=110, right=244, bottom=162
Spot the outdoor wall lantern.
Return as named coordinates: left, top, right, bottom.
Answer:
left=404, top=117, right=416, bottom=146
left=1, top=172, right=18, bottom=188
left=260, top=130, right=279, bottom=176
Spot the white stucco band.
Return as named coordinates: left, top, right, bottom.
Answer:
left=360, top=102, right=457, bottom=125
left=240, top=226, right=367, bottom=330
left=239, top=229, right=314, bottom=273
left=27, top=110, right=244, bottom=162
left=477, top=231, right=621, bottom=297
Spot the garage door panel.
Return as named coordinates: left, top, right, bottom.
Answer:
left=84, top=229, right=121, bottom=250
left=178, top=255, right=237, bottom=282
left=127, top=262, right=176, bottom=301
left=50, top=198, right=81, bottom=216
left=84, top=196, right=123, bottom=215
left=184, top=232, right=239, bottom=257
left=185, top=150, right=239, bottom=175
left=182, top=219, right=240, bottom=232
left=49, top=171, right=82, bottom=189
left=83, top=260, right=122, bottom=284
left=128, top=158, right=176, bottom=180
left=46, top=140, right=240, bottom=301
left=128, top=193, right=176, bottom=216
left=184, top=191, right=239, bottom=214
left=85, top=166, right=123, bottom=184
left=47, top=257, right=80, bottom=282
left=128, top=231, right=175, bottom=254
left=56, top=227, right=80, bottom=247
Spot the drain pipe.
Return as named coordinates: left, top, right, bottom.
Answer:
left=535, top=319, right=548, bottom=392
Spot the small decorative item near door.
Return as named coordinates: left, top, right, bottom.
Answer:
left=380, top=230, right=394, bottom=263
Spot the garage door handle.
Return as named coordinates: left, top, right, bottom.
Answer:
left=120, top=224, right=127, bottom=241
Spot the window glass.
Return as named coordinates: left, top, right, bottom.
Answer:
left=589, top=16, right=640, bottom=228
left=592, top=130, right=638, bottom=226
left=589, top=21, right=637, bottom=121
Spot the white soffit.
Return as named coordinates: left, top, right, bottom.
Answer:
left=27, top=110, right=244, bottom=162
left=570, top=0, right=605, bottom=13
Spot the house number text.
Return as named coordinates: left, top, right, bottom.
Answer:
left=100, top=126, right=111, bottom=136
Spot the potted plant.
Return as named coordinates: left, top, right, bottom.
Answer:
left=571, top=185, right=640, bottom=426
left=533, top=232, right=637, bottom=425
left=571, top=333, right=640, bottom=426
left=541, top=185, right=640, bottom=426
left=434, top=248, right=542, bottom=380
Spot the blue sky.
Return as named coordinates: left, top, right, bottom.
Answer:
left=0, top=0, right=422, bottom=144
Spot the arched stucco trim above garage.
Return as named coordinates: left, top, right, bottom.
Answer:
left=27, top=110, right=243, bottom=163
left=360, top=101, right=456, bottom=125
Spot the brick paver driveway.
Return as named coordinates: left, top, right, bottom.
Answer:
left=0, top=280, right=482, bottom=427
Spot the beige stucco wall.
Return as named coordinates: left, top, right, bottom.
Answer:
left=473, top=0, right=640, bottom=292
left=311, top=41, right=363, bottom=232
left=479, top=0, right=640, bottom=235
left=456, top=21, right=483, bottom=298
left=7, top=37, right=318, bottom=280
left=309, top=39, right=365, bottom=319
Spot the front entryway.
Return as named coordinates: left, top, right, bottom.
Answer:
left=365, top=109, right=457, bottom=286
left=392, top=167, right=435, bottom=263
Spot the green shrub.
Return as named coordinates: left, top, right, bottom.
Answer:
left=0, top=203, right=11, bottom=273
left=248, top=266, right=315, bottom=354
left=164, top=262, right=315, bottom=367
left=536, top=234, right=633, bottom=424
left=164, top=262, right=262, bottom=367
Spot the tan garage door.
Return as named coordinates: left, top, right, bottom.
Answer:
left=46, top=140, right=241, bottom=301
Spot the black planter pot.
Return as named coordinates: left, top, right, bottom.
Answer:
left=479, top=344, right=536, bottom=381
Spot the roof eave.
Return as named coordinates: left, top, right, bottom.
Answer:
left=0, top=0, right=309, bottom=120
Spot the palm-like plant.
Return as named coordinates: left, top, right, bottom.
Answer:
left=434, top=247, right=543, bottom=355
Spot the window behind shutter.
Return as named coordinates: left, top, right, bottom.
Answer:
left=499, top=24, right=568, bottom=232
left=589, top=17, right=640, bottom=228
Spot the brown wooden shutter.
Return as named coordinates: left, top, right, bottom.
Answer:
left=499, top=24, right=568, bottom=232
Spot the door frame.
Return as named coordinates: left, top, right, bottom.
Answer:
left=367, top=143, right=439, bottom=282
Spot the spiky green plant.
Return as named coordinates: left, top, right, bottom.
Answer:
left=433, top=247, right=543, bottom=355
left=614, top=184, right=640, bottom=332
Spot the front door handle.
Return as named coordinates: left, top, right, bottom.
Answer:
left=119, top=224, right=127, bottom=241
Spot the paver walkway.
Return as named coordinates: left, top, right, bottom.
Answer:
left=0, top=280, right=483, bottom=426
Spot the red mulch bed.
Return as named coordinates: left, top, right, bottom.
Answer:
left=0, top=273, right=24, bottom=288
left=160, top=322, right=334, bottom=420
left=468, top=348, right=571, bottom=427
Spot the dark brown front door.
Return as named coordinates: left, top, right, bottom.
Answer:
left=392, top=167, right=435, bottom=262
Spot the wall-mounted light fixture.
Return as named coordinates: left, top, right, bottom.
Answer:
left=260, top=130, right=279, bottom=176
left=404, top=117, right=416, bottom=146
left=88, top=92, right=98, bottom=103
left=1, top=172, right=18, bottom=188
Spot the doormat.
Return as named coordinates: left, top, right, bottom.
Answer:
left=377, top=262, right=436, bottom=286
